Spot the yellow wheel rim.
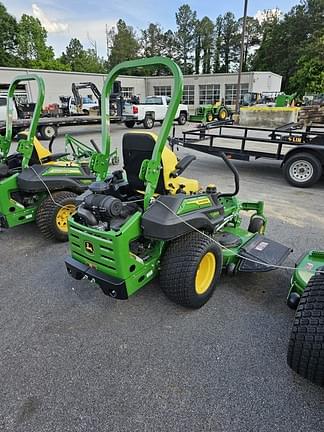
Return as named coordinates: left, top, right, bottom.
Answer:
left=195, top=252, right=216, bottom=295
left=219, top=110, right=226, bottom=120
left=55, top=204, right=76, bottom=232
left=207, top=113, right=213, bottom=122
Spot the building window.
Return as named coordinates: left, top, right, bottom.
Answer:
left=122, top=87, right=134, bottom=99
left=199, top=84, right=220, bottom=105
left=182, top=85, right=195, bottom=105
left=154, top=86, right=171, bottom=96
left=225, top=83, right=249, bottom=105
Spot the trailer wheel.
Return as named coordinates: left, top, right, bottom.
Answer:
left=177, top=112, right=187, bottom=125
left=283, top=152, right=322, bottom=187
left=287, top=273, right=324, bottom=386
left=39, top=125, right=58, bottom=140
left=218, top=107, right=228, bottom=121
left=36, top=191, right=77, bottom=241
left=143, top=116, right=154, bottom=129
left=125, top=120, right=135, bottom=128
left=160, top=231, right=222, bottom=308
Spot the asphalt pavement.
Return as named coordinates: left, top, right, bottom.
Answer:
left=1, top=122, right=324, bottom=431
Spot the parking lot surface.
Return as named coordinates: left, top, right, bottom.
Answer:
left=1, top=123, right=324, bottom=431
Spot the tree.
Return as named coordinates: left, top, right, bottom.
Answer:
left=220, top=12, right=240, bottom=72
left=238, top=16, right=261, bottom=71
left=194, top=19, right=202, bottom=74
left=199, top=17, right=214, bottom=74
left=289, top=34, right=324, bottom=94
left=0, top=2, right=18, bottom=66
left=17, top=14, right=54, bottom=67
left=141, top=23, right=164, bottom=57
left=175, top=4, right=197, bottom=74
left=212, top=15, right=223, bottom=73
left=107, top=19, right=139, bottom=69
left=252, top=0, right=324, bottom=90
left=61, top=38, right=105, bottom=73
left=61, top=38, right=85, bottom=71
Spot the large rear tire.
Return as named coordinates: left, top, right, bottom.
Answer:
left=217, top=107, right=229, bottom=121
left=36, top=191, right=77, bottom=241
left=287, top=273, right=324, bottom=386
left=160, top=232, right=222, bottom=308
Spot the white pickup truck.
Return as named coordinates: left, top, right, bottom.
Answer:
left=0, top=96, right=18, bottom=122
left=123, top=95, right=189, bottom=129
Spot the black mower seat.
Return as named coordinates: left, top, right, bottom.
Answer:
left=122, top=132, right=166, bottom=194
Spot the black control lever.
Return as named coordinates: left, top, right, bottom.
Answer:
left=217, top=152, right=240, bottom=197
left=90, top=139, right=100, bottom=153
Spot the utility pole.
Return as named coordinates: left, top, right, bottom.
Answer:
left=235, top=0, right=248, bottom=114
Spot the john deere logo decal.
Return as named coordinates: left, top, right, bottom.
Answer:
left=85, top=241, right=94, bottom=254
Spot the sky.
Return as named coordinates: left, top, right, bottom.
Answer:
left=5, top=0, right=300, bottom=57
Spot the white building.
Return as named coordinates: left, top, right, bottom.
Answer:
left=0, top=66, right=282, bottom=110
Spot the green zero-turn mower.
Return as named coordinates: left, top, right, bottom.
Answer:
left=286, top=250, right=324, bottom=386
left=0, top=74, right=96, bottom=241
left=65, top=56, right=292, bottom=309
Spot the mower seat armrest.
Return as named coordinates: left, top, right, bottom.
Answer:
left=170, top=155, right=196, bottom=178
left=41, top=152, right=70, bottom=163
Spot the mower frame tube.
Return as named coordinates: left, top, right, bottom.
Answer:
left=90, top=57, right=183, bottom=210
left=0, top=75, right=45, bottom=168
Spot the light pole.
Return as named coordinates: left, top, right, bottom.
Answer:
left=235, top=0, right=248, bottom=114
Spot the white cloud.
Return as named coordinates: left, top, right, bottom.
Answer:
left=255, top=8, right=282, bottom=24
left=32, top=3, right=68, bottom=33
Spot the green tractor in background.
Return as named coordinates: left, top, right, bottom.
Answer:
left=0, top=74, right=96, bottom=241
left=65, top=56, right=292, bottom=309
left=189, top=101, right=231, bottom=123
left=287, top=250, right=324, bottom=386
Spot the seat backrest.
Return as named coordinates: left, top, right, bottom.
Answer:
left=17, top=132, right=52, bottom=165
left=122, top=132, right=165, bottom=193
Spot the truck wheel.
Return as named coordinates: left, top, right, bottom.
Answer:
left=36, top=191, right=77, bottom=241
left=143, top=116, right=154, bottom=129
left=160, top=231, right=222, bottom=308
left=125, top=120, right=135, bottom=128
left=283, top=152, right=322, bottom=187
left=248, top=216, right=266, bottom=234
left=39, top=125, right=58, bottom=140
left=177, top=112, right=187, bottom=125
left=287, top=273, right=324, bottom=386
left=217, top=107, right=228, bottom=121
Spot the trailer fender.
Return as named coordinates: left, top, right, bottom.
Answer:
left=281, top=145, right=324, bottom=167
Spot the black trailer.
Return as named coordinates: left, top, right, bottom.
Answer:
left=0, top=114, right=121, bottom=141
left=177, top=121, right=324, bottom=187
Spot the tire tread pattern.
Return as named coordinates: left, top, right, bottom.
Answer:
left=287, top=274, right=324, bottom=386
left=159, top=231, right=222, bottom=308
left=36, top=191, right=77, bottom=241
